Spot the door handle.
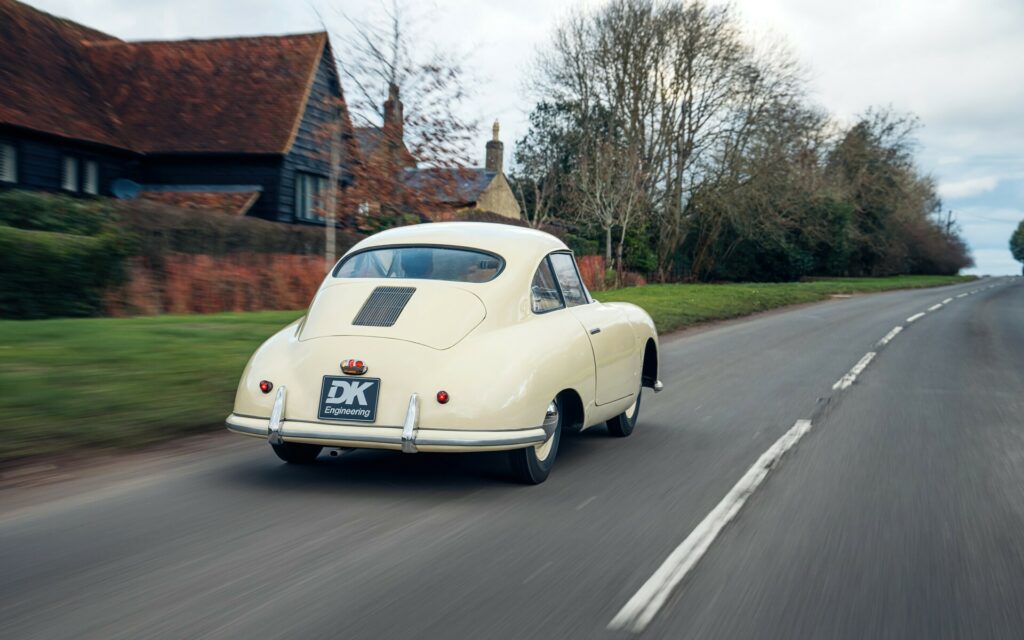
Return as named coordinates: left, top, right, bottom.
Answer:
left=590, top=327, right=601, bottom=335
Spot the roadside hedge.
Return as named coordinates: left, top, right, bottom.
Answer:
left=0, top=225, right=130, bottom=318
left=0, top=189, right=118, bottom=236
left=0, top=190, right=362, bottom=319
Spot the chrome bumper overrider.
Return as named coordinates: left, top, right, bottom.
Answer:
left=226, top=392, right=552, bottom=453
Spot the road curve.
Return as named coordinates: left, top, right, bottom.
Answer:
left=1, top=277, right=1021, bottom=639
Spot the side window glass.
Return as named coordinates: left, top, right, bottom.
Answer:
left=531, top=259, right=564, bottom=313
left=549, top=253, right=588, bottom=307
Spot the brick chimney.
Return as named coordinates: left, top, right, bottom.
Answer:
left=485, top=120, right=503, bottom=173
left=383, top=82, right=403, bottom=142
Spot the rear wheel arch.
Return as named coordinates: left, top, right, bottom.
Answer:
left=557, top=388, right=585, bottom=431
left=641, top=338, right=658, bottom=388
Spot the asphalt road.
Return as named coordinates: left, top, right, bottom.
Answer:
left=1, top=277, right=1021, bottom=639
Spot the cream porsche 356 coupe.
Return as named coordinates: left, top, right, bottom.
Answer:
left=226, top=222, right=662, bottom=483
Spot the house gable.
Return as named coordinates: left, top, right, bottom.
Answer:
left=473, top=172, right=522, bottom=220
left=278, top=41, right=356, bottom=223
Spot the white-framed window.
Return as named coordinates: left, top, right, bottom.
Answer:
left=295, top=171, right=328, bottom=222
left=548, top=252, right=590, bottom=306
left=61, top=155, right=78, bottom=192
left=83, top=160, right=99, bottom=195
left=531, top=258, right=564, bottom=314
left=0, top=143, right=16, bottom=184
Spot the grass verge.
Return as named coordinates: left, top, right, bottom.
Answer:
left=0, top=274, right=972, bottom=462
left=594, top=275, right=975, bottom=334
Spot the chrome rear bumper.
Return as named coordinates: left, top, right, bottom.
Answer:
left=231, top=389, right=556, bottom=453
left=226, top=414, right=550, bottom=453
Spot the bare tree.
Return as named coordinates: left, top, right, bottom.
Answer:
left=530, top=0, right=786, bottom=280
left=570, top=139, right=646, bottom=282
left=331, top=0, right=478, bottom=167
left=523, top=0, right=972, bottom=282
left=532, top=0, right=663, bottom=277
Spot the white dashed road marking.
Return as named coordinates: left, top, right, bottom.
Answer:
left=877, top=326, right=903, bottom=347
left=609, top=420, right=815, bottom=633
left=833, top=352, right=876, bottom=390
left=608, top=281, right=1005, bottom=632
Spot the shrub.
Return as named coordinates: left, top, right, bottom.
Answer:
left=0, top=190, right=117, bottom=235
left=0, top=190, right=362, bottom=318
left=114, top=200, right=360, bottom=257
left=576, top=255, right=605, bottom=291
left=104, top=253, right=327, bottom=316
left=621, top=271, right=647, bottom=288
left=0, top=225, right=130, bottom=318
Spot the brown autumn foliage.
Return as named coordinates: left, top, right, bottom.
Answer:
left=104, top=253, right=326, bottom=316
left=576, top=255, right=607, bottom=291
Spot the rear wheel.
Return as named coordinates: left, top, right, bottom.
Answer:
left=508, top=397, right=563, bottom=484
left=607, top=387, right=642, bottom=437
left=271, top=442, right=322, bottom=464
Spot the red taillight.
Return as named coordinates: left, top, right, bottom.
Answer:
left=259, top=380, right=273, bottom=394
left=341, top=358, right=368, bottom=375
left=436, top=390, right=450, bottom=404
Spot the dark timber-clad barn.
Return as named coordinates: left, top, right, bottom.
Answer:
left=0, top=0, right=357, bottom=223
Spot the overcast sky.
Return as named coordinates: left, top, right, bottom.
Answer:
left=28, top=0, right=1024, bottom=274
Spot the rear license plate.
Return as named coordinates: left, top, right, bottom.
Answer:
left=318, top=376, right=381, bottom=423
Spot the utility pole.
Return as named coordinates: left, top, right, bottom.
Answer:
left=325, top=118, right=340, bottom=273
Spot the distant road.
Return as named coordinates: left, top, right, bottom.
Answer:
left=1, top=277, right=1021, bottom=639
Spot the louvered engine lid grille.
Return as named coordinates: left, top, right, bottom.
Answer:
left=351, top=286, right=416, bottom=327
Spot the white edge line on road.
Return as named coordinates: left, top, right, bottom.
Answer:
left=927, top=303, right=943, bottom=311
left=575, top=495, right=598, bottom=511
left=877, top=326, right=903, bottom=347
left=906, top=312, right=926, bottom=323
left=832, top=352, right=876, bottom=390
left=942, top=297, right=953, bottom=304
left=608, top=419, right=814, bottom=634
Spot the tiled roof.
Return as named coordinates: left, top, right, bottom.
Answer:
left=83, top=32, right=328, bottom=154
left=403, top=167, right=496, bottom=205
left=138, top=189, right=261, bottom=216
left=0, top=0, right=332, bottom=154
left=354, top=126, right=417, bottom=168
left=0, top=0, right=125, bottom=148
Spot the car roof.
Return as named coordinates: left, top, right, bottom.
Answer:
left=348, top=222, right=568, bottom=260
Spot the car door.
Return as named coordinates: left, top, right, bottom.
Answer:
left=547, top=252, right=637, bottom=405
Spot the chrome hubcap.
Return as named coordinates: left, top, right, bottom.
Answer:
left=625, top=391, right=639, bottom=420
left=535, top=401, right=559, bottom=461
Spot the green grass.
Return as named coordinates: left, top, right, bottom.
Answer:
left=0, top=311, right=302, bottom=460
left=595, top=275, right=975, bottom=335
left=0, top=274, right=972, bottom=462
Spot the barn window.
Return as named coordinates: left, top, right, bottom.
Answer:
left=296, top=172, right=329, bottom=222
left=61, top=155, right=78, bottom=191
left=0, top=143, right=16, bottom=183
left=83, top=160, right=99, bottom=195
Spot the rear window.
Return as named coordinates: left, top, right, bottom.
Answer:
left=334, top=246, right=504, bottom=283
